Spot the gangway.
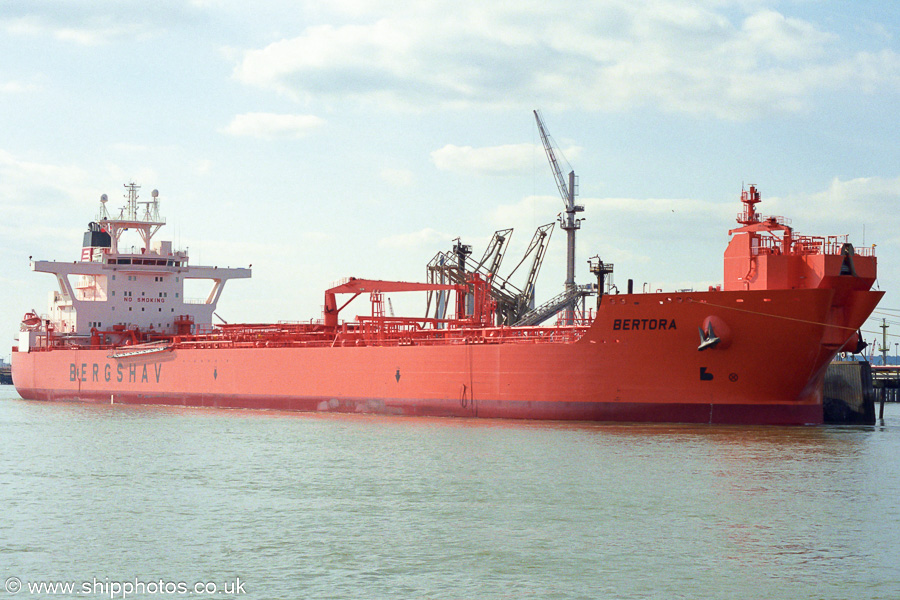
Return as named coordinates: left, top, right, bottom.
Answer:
left=513, top=284, right=595, bottom=327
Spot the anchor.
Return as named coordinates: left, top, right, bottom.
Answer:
left=697, top=322, right=720, bottom=351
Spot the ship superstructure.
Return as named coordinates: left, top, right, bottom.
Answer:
left=18, top=184, right=249, bottom=352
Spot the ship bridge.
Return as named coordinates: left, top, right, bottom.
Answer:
left=26, top=184, right=250, bottom=342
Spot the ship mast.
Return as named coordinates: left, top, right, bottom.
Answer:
left=737, top=184, right=762, bottom=226
left=103, top=183, right=166, bottom=255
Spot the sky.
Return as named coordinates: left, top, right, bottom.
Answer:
left=1, top=0, right=899, bottom=357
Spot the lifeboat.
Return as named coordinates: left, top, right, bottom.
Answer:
left=21, top=310, right=41, bottom=330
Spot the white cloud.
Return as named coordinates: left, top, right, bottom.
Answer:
left=818, top=175, right=900, bottom=204
left=785, top=176, right=900, bottom=228
left=221, top=112, right=325, bottom=139
left=53, top=27, right=108, bottom=46
left=230, top=1, right=900, bottom=119
left=0, top=79, right=40, bottom=94
left=431, top=143, right=533, bottom=175
left=2, top=15, right=141, bottom=46
left=0, top=150, right=100, bottom=272
left=0, top=150, right=91, bottom=202
left=489, top=192, right=731, bottom=237
left=757, top=177, right=900, bottom=295
left=432, top=143, right=565, bottom=176
left=378, top=227, right=451, bottom=249
left=0, top=2, right=208, bottom=46
left=489, top=194, right=558, bottom=229
left=740, top=10, right=835, bottom=60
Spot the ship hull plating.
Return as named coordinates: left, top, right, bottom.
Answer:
left=14, top=288, right=881, bottom=425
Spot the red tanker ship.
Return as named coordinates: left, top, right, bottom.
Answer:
left=11, top=181, right=882, bottom=425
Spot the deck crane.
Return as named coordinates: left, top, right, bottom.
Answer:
left=425, top=230, right=518, bottom=322
left=475, top=228, right=513, bottom=278
left=502, top=223, right=555, bottom=317
left=534, top=110, right=584, bottom=291
left=424, top=224, right=556, bottom=326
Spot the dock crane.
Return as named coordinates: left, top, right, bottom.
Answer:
left=534, top=110, right=584, bottom=291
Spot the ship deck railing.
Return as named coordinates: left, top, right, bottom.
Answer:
left=176, top=324, right=591, bottom=348
left=21, top=310, right=597, bottom=352
left=753, top=234, right=876, bottom=257
left=20, top=324, right=591, bottom=352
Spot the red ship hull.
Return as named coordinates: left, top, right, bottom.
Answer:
left=13, top=288, right=881, bottom=425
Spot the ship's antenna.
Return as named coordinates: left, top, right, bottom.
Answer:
left=124, top=182, right=140, bottom=220
left=151, top=189, right=159, bottom=221
left=98, top=194, right=109, bottom=220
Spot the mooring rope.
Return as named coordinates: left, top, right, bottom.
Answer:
left=687, top=298, right=858, bottom=332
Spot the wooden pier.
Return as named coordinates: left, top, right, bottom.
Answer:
left=872, top=365, right=900, bottom=403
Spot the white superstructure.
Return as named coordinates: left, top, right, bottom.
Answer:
left=26, top=183, right=250, bottom=344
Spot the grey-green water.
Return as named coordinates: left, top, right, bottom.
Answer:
left=1, top=387, right=899, bottom=599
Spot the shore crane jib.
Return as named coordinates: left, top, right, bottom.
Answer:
left=533, top=110, right=584, bottom=289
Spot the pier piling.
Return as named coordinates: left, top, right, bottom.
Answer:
left=823, top=361, right=876, bottom=425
